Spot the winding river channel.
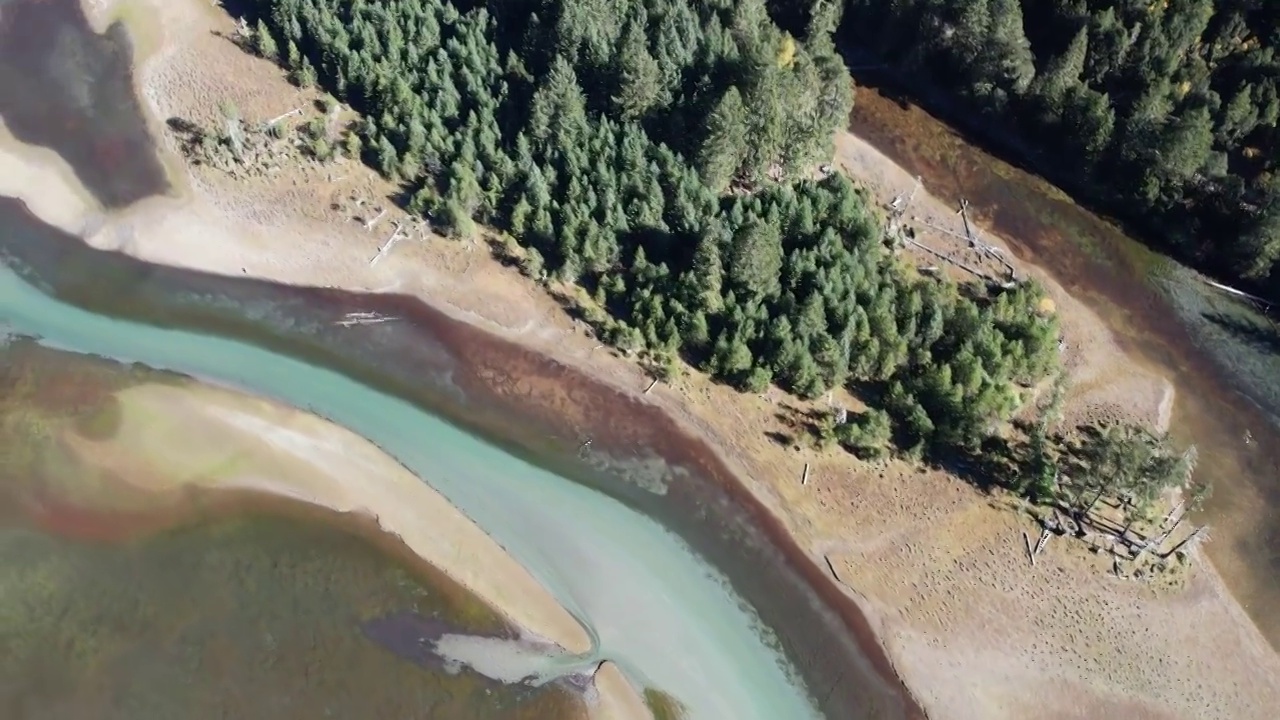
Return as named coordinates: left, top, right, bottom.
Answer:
left=0, top=1, right=917, bottom=718
left=0, top=211, right=825, bottom=719
left=5, top=0, right=1280, bottom=718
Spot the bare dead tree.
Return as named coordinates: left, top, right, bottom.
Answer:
left=363, top=208, right=387, bottom=232
left=335, top=311, right=399, bottom=327
left=1161, top=525, right=1210, bottom=559
left=1149, top=477, right=1211, bottom=552
left=266, top=107, right=303, bottom=127
left=369, top=223, right=405, bottom=266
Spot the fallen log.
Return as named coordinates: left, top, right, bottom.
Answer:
left=363, top=208, right=387, bottom=232
left=266, top=107, right=303, bottom=127
left=369, top=223, right=405, bottom=266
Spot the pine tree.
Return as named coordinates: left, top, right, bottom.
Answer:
left=613, top=19, right=663, bottom=121
left=376, top=135, right=399, bottom=176
left=729, top=219, right=783, bottom=298
left=1035, top=27, right=1088, bottom=116
left=254, top=19, right=279, bottom=61
left=1234, top=185, right=1280, bottom=279
left=1158, top=104, right=1214, bottom=184
left=984, top=0, right=1035, bottom=93
left=691, top=234, right=725, bottom=310
left=697, top=87, right=749, bottom=192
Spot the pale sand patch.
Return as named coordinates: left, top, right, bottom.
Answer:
left=58, top=380, right=592, bottom=656
left=5, top=0, right=1276, bottom=717
left=827, top=493, right=1280, bottom=720
left=591, top=662, right=656, bottom=720
left=0, top=118, right=100, bottom=234
left=831, top=136, right=1280, bottom=719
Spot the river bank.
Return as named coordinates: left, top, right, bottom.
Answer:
left=846, top=82, right=1280, bottom=648
left=1, top=335, right=667, bottom=717
left=6, top=0, right=1280, bottom=716
left=0, top=341, right=607, bottom=719
left=59, top=378, right=599, bottom=653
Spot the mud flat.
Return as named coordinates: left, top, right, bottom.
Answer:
left=0, top=343, right=599, bottom=719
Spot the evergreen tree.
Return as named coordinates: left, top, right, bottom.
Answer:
left=245, top=0, right=1061, bottom=464
left=729, top=219, right=783, bottom=297
left=1035, top=27, right=1088, bottom=114
left=253, top=19, right=278, bottom=61
left=613, top=19, right=664, bottom=121
left=839, top=0, right=1280, bottom=287
left=698, top=87, right=749, bottom=192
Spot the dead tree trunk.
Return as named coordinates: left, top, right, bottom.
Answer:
left=1161, top=525, right=1209, bottom=559
left=958, top=199, right=976, bottom=242
left=1117, top=498, right=1142, bottom=543
left=266, top=107, right=303, bottom=127
left=1149, top=506, right=1190, bottom=552
left=900, top=236, right=997, bottom=283
left=1081, top=484, right=1110, bottom=521
left=369, top=223, right=405, bottom=266
left=1033, top=526, right=1052, bottom=559
left=363, top=209, right=387, bottom=232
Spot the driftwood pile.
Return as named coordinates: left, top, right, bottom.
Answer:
left=884, top=176, right=1019, bottom=290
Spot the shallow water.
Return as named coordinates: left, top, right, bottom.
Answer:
left=0, top=340, right=590, bottom=719
left=0, top=1, right=900, bottom=716
left=849, top=80, right=1280, bottom=643
left=0, top=0, right=168, bottom=207
left=0, top=229, right=841, bottom=718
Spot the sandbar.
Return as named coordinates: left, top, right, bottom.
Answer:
left=58, top=380, right=594, bottom=656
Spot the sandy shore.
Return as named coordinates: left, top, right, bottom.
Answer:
left=0, top=118, right=102, bottom=233
left=2, top=0, right=1277, bottom=717
left=56, top=379, right=595, bottom=657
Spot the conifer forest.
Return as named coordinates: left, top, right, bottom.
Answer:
left=838, top=0, right=1280, bottom=289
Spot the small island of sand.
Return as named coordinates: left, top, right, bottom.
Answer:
left=4, top=353, right=654, bottom=720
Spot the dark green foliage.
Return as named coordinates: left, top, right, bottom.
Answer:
left=1060, top=425, right=1198, bottom=540
left=729, top=219, right=784, bottom=297
left=342, top=130, right=361, bottom=159
left=249, top=0, right=1059, bottom=457
left=252, top=19, right=279, bottom=60
left=841, top=0, right=1280, bottom=289
left=837, top=408, right=892, bottom=458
